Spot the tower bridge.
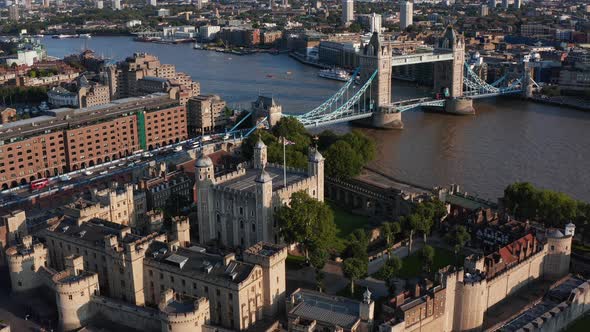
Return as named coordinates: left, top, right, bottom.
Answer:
left=280, top=27, right=538, bottom=129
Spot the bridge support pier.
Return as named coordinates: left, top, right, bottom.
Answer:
left=444, top=98, right=475, bottom=115
left=371, top=109, right=404, bottom=129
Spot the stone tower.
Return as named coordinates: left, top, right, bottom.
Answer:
left=254, top=138, right=267, bottom=169
left=308, top=148, right=324, bottom=202
left=359, top=288, right=375, bottom=322
left=544, top=226, right=573, bottom=280
left=172, top=216, right=191, bottom=247
left=434, top=26, right=465, bottom=98
left=359, top=32, right=392, bottom=108
left=255, top=169, right=273, bottom=245
left=195, top=153, right=216, bottom=244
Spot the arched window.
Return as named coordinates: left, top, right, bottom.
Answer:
left=251, top=222, right=256, bottom=232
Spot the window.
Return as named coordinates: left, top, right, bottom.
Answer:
left=68, top=295, right=73, bottom=300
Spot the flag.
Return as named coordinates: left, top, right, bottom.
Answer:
left=282, top=137, right=296, bottom=145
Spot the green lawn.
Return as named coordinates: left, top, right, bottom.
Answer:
left=286, top=254, right=307, bottom=270
left=566, top=314, right=590, bottom=332
left=373, top=246, right=459, bottom=280
left=328, top=202, right=369, bottom=252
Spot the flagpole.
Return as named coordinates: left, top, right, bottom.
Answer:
left=283, top=137, right=287, bottom=188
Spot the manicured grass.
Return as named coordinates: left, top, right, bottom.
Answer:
left=328, top=202, right=369, bottom=252
left=398, top=246, right=458, bottom=278
left=565, top=314, right=590, bottom=332
left=573, top=242, right=590, bottom=253
left=373, top=246, right=459, bottom=280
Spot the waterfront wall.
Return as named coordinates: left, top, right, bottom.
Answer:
left=510, top=281, right=590, bottom=332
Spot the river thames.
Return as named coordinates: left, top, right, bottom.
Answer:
left=43, top=36, right=590, bottom=201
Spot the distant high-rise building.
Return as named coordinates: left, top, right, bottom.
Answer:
left=370, top=13, right=382, bottom=34
left=8, top=4, right=19, bottom=21
left=514, top=0, right=521, bottom=9
left=96, top=0, right=104, bottom=8
left=282, top=0, right=287, bottom=7
left=342, top=0, right=354, bottom=26
left=489, top=0, right=497, bottom=8
left=313, top=0, right=321, bottom=10
left=55, top=0, right=62, bottom=7
left=42, top=0, right=49, bottom=8
left=481, top=4, right=489, bottom=16
left=147, top=0, right=156, bottom=6
left=194, top=0, right=202, bottom=9
left=113, top=0, right=121, bottom=10
left=23, top=0, right=31, bottom=10
left=400, top=1, right=413, bottom=30
left=502, top=0, right=509, bottom=9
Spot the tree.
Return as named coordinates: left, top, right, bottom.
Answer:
left=382, top=222, right=393, bottom=246
left=342, top=257, right=367, bottom=294
left=275, top=191, right=336, bottom=261
left=421, top=245, right=435, bottom=273
left=446, top=225, right=471, bottom=260
left=376, top=255, right=402, bottom=281
left=324, top=140, right=363, bottom=179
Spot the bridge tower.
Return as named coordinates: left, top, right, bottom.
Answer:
left=359, top=32, right=403, bottom=129
left=434, top=26, right=465, bottom=98
left=522, top=61, right=534, bottom=98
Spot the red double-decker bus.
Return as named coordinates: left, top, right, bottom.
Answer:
left=30, top=178, right=49, bottom=191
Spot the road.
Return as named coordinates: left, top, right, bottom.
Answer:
left=0, top=131, right=248, bottom=209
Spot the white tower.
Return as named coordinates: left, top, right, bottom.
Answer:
left=400, top=1, right=413, bottom=30
left=254, top=139, right=267, bottom=169
left=255, top=169, right=273, bottom=244
left=489, top=0, right=497, bottom=9
left=308, top=148, right=324, bottom=202
left=112, top=0, right=121, bottom=10
left=342, top=0, right=354, bottom=26
left=195, top=154, right=216, bottom=244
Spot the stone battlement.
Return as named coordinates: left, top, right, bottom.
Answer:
left=215, top=168, right=247, bottom=184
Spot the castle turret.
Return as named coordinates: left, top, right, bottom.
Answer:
left=195, top=153, right=216, bottom=244
left=359, top=288, right=375, bottom=323
left=172, top=216, right=191, bottom=247
left=544, top=226, right=573, bottom=280
left=308, top=148, right=324, bottom=202
left=52, top=255, right=99, bottom=331
left=254, top=138, right=267, bottom=169
left=243, top=243, right=288, bottom=318
left=158, top=289, right=210, bottom=332
left=255, top=169, right=273, bottom=245
left=6, top=235, right=48, bottom=293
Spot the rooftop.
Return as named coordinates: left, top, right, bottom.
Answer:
left=145, top=242, right=255, bottom=284
left=290, top=289, right=361, bottom=330
left=217, top=165, right=307, bottom=193
left=47, top=217, right=140, bottom=247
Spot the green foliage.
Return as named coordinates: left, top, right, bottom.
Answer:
left=445, top=225, right=471, bottom=249
left=374, top=255, right=402, bottom=281
left=342, top=257, right=368, bottom=293
left=321, top=130, right=376, bottom=179
left=421, top=245, right=435, bottom=272
left=348, top=22, right=362, bottom=33
left=324, top=140, right=363, bottom=179
left=504, top=182, right=588, bottom=227
left=0, top=86, right=47, bottom=104
left=275, top=191, right=336, bottom=268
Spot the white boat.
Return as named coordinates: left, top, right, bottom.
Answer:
left=318, top=68, right=351, bottom=82
left=79, top=33, right=92, bottom=39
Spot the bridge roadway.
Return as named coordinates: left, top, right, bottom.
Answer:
left=391, top=51, right=454, bottom=67
left=0, top=130, right=248, bottom=209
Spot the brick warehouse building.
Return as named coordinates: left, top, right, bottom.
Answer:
left=0, top=93, right=186, bottom=189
